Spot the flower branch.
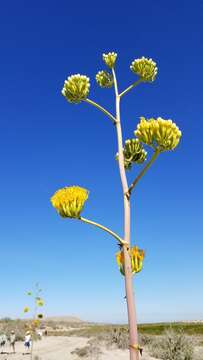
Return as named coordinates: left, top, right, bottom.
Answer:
left=127, top=149, right=160, bottom=196
left=119, top=79, right=143, bottom=98
left=84, top=98, right=116, bottom=124
left=80, top=217, right=125, bottom=245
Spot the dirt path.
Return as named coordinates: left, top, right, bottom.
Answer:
left=0, top=336, right=158, bottom=360
left=0, top=336, right=88, bottom=360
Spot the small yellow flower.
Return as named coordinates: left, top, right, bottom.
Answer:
left=51, top=186, right=89, bottom=218
left=131, top=246, right=145, bottom=274
left=32, top=319, right=40, bottom=328
left=103, top=52, right=117, bottom=68
left=62, top=74, right=90, bottom=104
left=134, top=117, right=182, bottom=151
left=23, top=307, right=30, bottom=313
left=116, top=246, right=145, bottom=275
left=96, top=71, right=114, bottom=88
left=130, top=57, right=157, bottom=82
left=36, top=299, right=44, bottom=307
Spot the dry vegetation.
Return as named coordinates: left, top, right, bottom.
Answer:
left=1, top=318, right=203, bottom=359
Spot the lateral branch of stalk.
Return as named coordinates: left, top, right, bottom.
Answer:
left=79, top=216, right=127, bottom=246
left=85, top=98, right=117, bottom=125
left=119, top=79, right=143, bottom=98
left=127, top=149, right=160, bottom=196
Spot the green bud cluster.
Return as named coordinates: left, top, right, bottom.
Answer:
left=62, top=74, right=90, bottom=104
left=116, top=138, right=147, bottom=170
left=103, top=52, right=117, bottom=68
left=96, top=70, right=114, bottom=88
left=130, top=57, right=158, bottom=82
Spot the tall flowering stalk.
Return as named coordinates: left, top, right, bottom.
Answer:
left=51, top=52, right=182, bottom=360
left=23, top=283, right=44, bottom=360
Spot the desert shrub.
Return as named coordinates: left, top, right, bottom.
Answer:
left=71, top=342, right=101, bottom=358
left=0, top=319, right=25, bottom=341
left=148, top=329, right=194, bottom=360
left=105, top=327, right=129, bottom=349
left=71, top=346, right=90, bottom=357
left=139, top=333, right=154, bottom=346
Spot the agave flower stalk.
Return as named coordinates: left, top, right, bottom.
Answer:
left=53, top=52, right=182, bottom=360
left=23, top=283, right=44, bottom=360
left=112, top=66, right=140, bottom=360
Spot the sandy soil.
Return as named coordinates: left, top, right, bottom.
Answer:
left=0, top=336, right=159, bottom=360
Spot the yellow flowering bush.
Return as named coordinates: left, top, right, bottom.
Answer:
left=51, top=186, right=89, bottom=218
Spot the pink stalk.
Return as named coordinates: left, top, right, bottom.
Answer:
left=112, top=69, right=139, bottom=360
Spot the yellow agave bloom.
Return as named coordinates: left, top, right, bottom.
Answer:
left=96, top=70, right=114, bottom=88
left=103, top=52, right=117, bottom=68
left=62, top=74, right=90, bottom=104
left=131, top=246, right=145, bottom=274
left=130, top=57, right=157, bottom=82
left=116, top=246, right=145, bottom=276
left=51, top=186, right=89, bottom=218
left=135, top=117, right=182, bottom=151
left=36, top=298, right=44, bottom=307
left=116, top=138, right=147, bottom=170
left=31, top=319, right=40, bottom=328
left=23, top=307, right=30, bottom=313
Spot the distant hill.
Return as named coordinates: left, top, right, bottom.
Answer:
left=45, top=316, right=83, bottom=323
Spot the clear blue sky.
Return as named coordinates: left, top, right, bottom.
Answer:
left=0, top=0, right=202, bottom=323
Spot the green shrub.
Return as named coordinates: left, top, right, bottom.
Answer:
left=148, top=329, right=194, bottom=360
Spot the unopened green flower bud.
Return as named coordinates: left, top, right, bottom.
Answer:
left=116, top=138, right=147, bottom=170
left=62, top=74, right=90, bottom=104
left=96, top=71, right=114, bottom=88
left=134, top=117, right=182, bottom=151
left=130, top=57, right=157, bottom=82
left=103, top=52, right=117, bottom=68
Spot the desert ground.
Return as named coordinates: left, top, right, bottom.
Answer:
left=0, top=335, right=157, bottom=360
left=1, top=320, right=203, bottom=360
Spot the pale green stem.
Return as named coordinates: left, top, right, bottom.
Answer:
left=84, top=98, right=117, bottom=124
left=119, top=79, right=143, bottom=98
left=30, top=286, right=39, bottom=360
left=112, top=67, right=139, bottom=360
left=80, top=216, right=125, bottom=245
left=128, top=149, right=160, bottom=196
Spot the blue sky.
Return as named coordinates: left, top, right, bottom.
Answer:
left=0, top=0, right=202, bottom=323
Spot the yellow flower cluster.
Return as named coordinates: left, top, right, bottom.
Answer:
left=116, top=246, right=145, bottom=276
left=130, top=57, right=157, bottom=82
left=23, top=307, right=29, bottom=313
left=103, top=52, right=117, bottom=68
left=134, top=117, right=182, bottom=151
left=122, top=138, right=147, bottom=169
left=61, top=74, right=90, bottom=104
left=36, top=298, right=44, bottom=307
left=96, top=70, right=114, bottom=88
left=51, top=186, right=89, bottom=218
left=116, top=139, right=147, bottom=170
